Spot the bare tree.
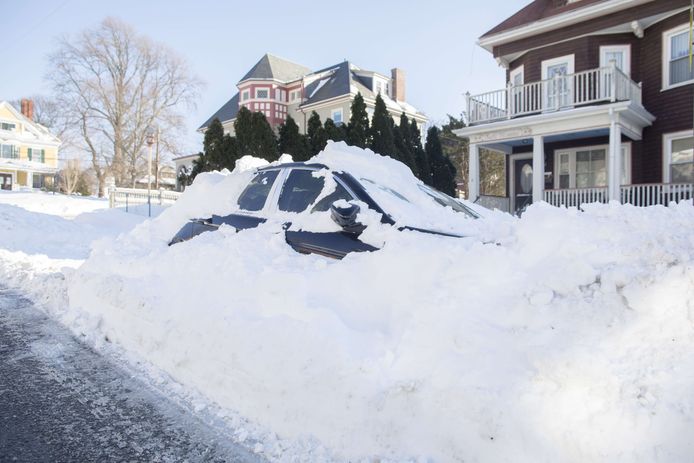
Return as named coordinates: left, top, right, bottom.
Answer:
left=47, top=17, right=202, bottom=195
left=59, top=158, right=82, bottom=194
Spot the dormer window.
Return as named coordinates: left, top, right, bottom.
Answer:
left=375, top=81, right=383, bottom=95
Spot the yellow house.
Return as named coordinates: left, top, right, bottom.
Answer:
left=0, top=99, right=60, bottom=190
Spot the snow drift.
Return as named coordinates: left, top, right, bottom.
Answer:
left=66, top=142, right=694, bottom=462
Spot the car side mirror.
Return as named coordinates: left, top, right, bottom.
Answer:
left=330, top=201, right=366, bottom=234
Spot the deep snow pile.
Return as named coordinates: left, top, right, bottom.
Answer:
left=62, top=143, right=694, bottom=462
left=0, top=192, right=144, bottom=311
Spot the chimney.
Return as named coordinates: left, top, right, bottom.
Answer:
left=391, top=68, right=405, bottom=102
left=20, top=98, right=33, bottom=121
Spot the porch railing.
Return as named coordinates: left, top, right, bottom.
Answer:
left=544, top=187, right=608, bottom=208
left=467, top=64, right=641, bottom=125
left=543, top=183, right=692, bottom=208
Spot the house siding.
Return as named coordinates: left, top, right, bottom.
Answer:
left=504, top=10, right=694, bottom=184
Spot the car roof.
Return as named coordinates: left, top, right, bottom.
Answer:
left=258, top=162, right=328, bottom=171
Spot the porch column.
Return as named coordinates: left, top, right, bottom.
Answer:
left=27, top=171, right=33, bottom=189
left=468, top=143, right=480, bottom=202
left=608, top=115, right=622, bottom=202
left=532, top=135, right=544, bottom=203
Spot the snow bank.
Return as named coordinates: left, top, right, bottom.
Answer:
left=62, top=143, right=694, bottom=462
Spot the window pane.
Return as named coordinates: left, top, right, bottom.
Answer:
left=311, top=181, right=353, bottom=212
left=559, top=174, right=570, bottom=189
left=278, top=169, right=325, bottom=213
left=671, top=137, right=694, bottom=163
left=671, top=31, right=690, bottom=60
left=559, top=154, right=570, bottom=175
left=605, top=51, right=623, bottom=69
left=670, top=57, right=694, bottom=85
left=576, top=173, right=590, bottom=188
left=237, top=170, right=279, bottom=211
left=671, top=163, right=693, bottom=183
left=576, top=151, right=590, bottom=173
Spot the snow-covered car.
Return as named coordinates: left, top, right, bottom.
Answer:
left=170, top=148, right=483, bottom=259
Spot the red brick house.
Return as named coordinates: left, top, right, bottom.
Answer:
left=456, top=0, right=693, bottom=213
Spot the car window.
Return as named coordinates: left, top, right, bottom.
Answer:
left=278, top=169, right=326, bottom=213
left=237, top=170, right=279, bottom=211
left=311, top=181, right=353, bottom=212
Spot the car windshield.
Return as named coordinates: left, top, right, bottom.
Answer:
left=360, top=177, right=478, bottom=219
left=417, top=184, right=480, bottom=218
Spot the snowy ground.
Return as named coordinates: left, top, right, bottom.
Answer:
left=1, top=145, right=694, bottom=462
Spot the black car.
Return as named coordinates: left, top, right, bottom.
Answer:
left=170, top=163, right=480, bottom=259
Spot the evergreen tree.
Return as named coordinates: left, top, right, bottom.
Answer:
left=235, top=107, right=278, bottom=162
left=323, top=118, right=346, bottom=143
left=188, top=118, right=240, bottom=182
left=307, top=111, right=327, bottom=156
left=410, top=119, right=431, bottom=184
left=369, top=94, right=396, bottom=157
left=393, top=113, right=418, bottom=175
left=346, top=92, right=369, bottom=148
left=278, top=115, right=309, bottom=161
left=426, top=126, right=457, bottom=196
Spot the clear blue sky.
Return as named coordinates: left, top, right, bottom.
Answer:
left=0, top=0, right=528, bottom=154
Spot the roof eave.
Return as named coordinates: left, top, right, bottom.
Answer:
left=478, top=0, right=653, bottom=54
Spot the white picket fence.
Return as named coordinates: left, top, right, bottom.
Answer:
left=108, top=187, right=181, bottom=212
left=543, top=183, right=692, bottom=208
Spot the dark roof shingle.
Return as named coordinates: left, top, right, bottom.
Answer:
left=239, top=53, right=311, bottom=83
left=198, top=93, right=240, bottom=130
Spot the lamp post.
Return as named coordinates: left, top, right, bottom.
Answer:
left=146, top=129, right=155, bottom=217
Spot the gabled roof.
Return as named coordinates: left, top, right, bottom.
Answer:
left=0, top=101, right=61, bottom=145
left=198, top=93, right=240, bottom=130
left=481, top=0, right=608, bottom=38
left=239, top=53, right=311, bottom=83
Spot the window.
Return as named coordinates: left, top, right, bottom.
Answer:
left=554, top=144, right=631, bottom=188
left=256, top=88, right=269, bottom=99
left=242, top=90, right=250, bottom=101
left=600, top=45, right=631, bottom=75
left=663, top=131, right=694, bottom=183
left=331, top=108, right=343, bottom=125
left=575, top=149, right=606, bottom=187
left=664, top=25, right=694, bottom=89
left=311, top=182, right=353, bottom=212
left=375, top=81, right=382, bottom=95
left=278, top=169, right=325, bottom=213
left=237, top=170, right=279, bottom=211
left=1, top=122, right=16, bottom=131
left=275, top=88, right=281, bottom=100
left=0, top=144, right=18, bottom=159
left=28, top=148, right=45, bottom=163
left=510, top=65, right=524, bottom=86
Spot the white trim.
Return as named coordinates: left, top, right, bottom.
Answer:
left=552, top=142, right=632, bottom=189
left=600, top=44, right=631, bottom=75
left=510, top=65, right=524, bottom=86
left=662, top=23, right=694, bottom=91
left=541, top=54, right=575, bottom=79
left=662, top=129, right=694, bottom=183
left=509, top=152, right=533, bottom=213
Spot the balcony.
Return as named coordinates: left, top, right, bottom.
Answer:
left=466, top=64, right=642, bottom=125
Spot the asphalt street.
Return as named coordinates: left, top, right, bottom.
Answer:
left=0, top=288, right=262, bottom=463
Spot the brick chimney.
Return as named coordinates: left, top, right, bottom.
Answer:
left=391, top=68, right=405, bottom=102
left=20, top=98, right=34, bottom=121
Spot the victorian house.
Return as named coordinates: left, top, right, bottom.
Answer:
left=456, top=0, right=693, bottom=213
left=199, top=54, right=427, bottom=136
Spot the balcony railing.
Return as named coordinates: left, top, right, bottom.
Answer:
left=467, top=64, right=642, bottom=125
left=543, top=183, right=692, bottom=208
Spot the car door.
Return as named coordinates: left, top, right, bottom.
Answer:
left=278, top=168, right=378, bottom=259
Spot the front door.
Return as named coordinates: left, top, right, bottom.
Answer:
left=0, top=174, right=12, bottom=191
left=513, top=158, right=533, bottom=215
